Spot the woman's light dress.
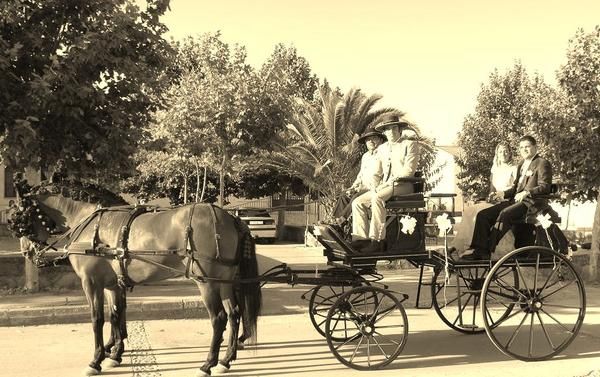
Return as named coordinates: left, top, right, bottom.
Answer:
left=451, top=163, right=518, bottom=258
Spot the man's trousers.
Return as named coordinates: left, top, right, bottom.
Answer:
left=351, top=182, right=413, bottom=241
left=471, top=200, right=528, bottom=253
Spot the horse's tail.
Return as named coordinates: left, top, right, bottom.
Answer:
left=238, top=227, right=262, bottom=345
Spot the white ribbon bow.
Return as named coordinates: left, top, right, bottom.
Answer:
left=536, top=213, right=553, bottom=229
left=400, top=215, right=417, bottom=235
left=435, top=213, right=453, bottom=233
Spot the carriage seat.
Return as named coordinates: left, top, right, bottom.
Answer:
left=385, top=174, right=426, bottom=210
left=512, top=184, right=569, bottom=252
left=517, top=183, right=562, bottom=225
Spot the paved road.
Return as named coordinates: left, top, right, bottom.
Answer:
left=2, top=306, right=599, bottom=377
left=1, top=243, right=600, bottom=376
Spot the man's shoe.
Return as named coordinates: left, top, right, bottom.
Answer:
left=350, top=239, right=370, bottom=250
left=459, top=248, right=489, bottom=261
left=361, top=240, right=383, bottom=254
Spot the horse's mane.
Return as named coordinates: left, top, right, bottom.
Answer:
left=31, top=179, right=128, bottom=207
left=8, top=177, right=128, bottom=239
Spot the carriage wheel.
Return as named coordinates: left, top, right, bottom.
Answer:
left=325, top=286, right=408, bottom=370
left=481, top=246, right=586, bottom=361
left=309, top=285, right=354, bottom=341
left=432, top=264, right=518, bottom=334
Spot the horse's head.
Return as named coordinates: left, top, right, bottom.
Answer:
left=7, top=175, right=62, bottom=258
left=8, top=194, right=56, bottom=258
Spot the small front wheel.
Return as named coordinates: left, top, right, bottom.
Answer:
left=325, top=286, right=408, bottom=370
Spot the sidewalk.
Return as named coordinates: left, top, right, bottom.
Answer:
left=2, top=243, right=600, bottom=328
left=0, top=243, right=333, bottom=326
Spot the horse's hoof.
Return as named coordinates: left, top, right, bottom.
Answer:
left=103, top=358, right=121, bottom=369
left=83, top=366, right=101, bottom=376
left=213, top=362, right=230, bottom=374
left=196, top=369, right=211, bottom=377
left=236, top=342, right=245, bottom=350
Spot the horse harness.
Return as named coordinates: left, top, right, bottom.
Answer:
left=53, top=203, right=240, bottom=289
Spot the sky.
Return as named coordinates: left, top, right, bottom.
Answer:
left=159, top=0, right=600, bottom=145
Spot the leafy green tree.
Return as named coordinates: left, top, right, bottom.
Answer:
left=229, top=44, right=319, bottom=200
left=0, top=0, right=173, bottom=186
left=159, top=33, right=285, bottom=206
left=456, top=63, right=556, bottom=199
left=551, top=27, right=600, bottom=275
left=267, top=84, right=432, bottom=216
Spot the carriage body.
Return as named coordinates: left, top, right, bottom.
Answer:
left=310, top=177, right=586, bottom=368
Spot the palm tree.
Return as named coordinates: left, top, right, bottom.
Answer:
left=267, top=84, right=411, bottom=216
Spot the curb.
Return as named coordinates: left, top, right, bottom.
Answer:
left=0, top=299, right=208, bottom=327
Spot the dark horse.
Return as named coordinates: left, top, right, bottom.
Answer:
left=14, top=181, right=261, bottom=376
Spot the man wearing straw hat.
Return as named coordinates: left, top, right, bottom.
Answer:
left=351, top=114, right=420, bottom=253
left=330, top=125, right=386, bottom=226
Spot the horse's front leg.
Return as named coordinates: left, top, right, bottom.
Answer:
left=82, top=280, right=106, bottom=376
left=103, top=287, right=127, bottom=368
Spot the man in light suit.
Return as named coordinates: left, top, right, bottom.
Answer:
left=467, top=135, right=552, bottom=259
left=331, top=125, right=385, bottom=224
left=351, top=114, right=420, bottom=253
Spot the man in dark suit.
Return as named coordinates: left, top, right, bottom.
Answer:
left=466, top=135, right=552, bottom=259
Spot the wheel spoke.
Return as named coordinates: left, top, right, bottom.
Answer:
left=505, top=312, right=529, bottom=349
left=472, top=292, right=481, bottom=325
left=533, top=253, right=540, bottom=294
left=370, top=335, right=391, bottom=360
left=452, top=293, right=474, bottom=327
left=334, top=333, right=362, bottom=351
left=514, top=260, right=531, bottom=296
left=369, top=295, right=386, bottom=322
left=536, top=312, right=556, bottom=351
left=497, top=276, right=528, bottom=300
left=542, top=303, right=580, bottom=310
left=539, top=308, right=575, bottom=334
left=349, top=335, right=365, bottom=363
left=316, top=292, right=338, bottom=305
left=373, top=330, right=401, bottom=346
left=540, top=279, right=576, bottom=301
left=528, top=310, right=534, bottom=358
left=486, top=289, right=519, bottom=307
left=439, top=292, right=468, bottom=309
left=372, top=305, right=397, bottom=324
left=539, top=260, right=562, bottom=293
left=491, top=305, right=526, bottom=327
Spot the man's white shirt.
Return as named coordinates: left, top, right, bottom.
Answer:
left=352, top=150, right=383, bottom=191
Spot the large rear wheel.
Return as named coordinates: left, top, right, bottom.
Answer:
left=481, top=246, right=586, bottom=361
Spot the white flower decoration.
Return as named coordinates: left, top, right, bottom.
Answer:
left=400, top=215, right=417, bottom=235
left=435, top=213, right=453, bottom=233
left=536, top=213, right=553, bottom=229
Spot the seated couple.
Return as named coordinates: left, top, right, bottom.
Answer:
left=331, top=114, right=421, bottom=254
left=452, top=135, right=553, bottom=261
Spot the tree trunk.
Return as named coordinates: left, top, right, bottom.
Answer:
left=591, top=193, right=600, bottom=281
left=200, top=166, right=207, bottom=202
left=219, top=152, right=227, bottom=207
left=277, top=191, right=286, bottom=241
left=25, top=259, right=39, bottom=292
left=195, top=162, right=200, bottom=203
left=183, top=175, right=188, bottom=205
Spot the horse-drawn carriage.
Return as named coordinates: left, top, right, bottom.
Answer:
left=306, top=176, right=586, bottom=369
left=11, top=176, right=586, bottom=375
